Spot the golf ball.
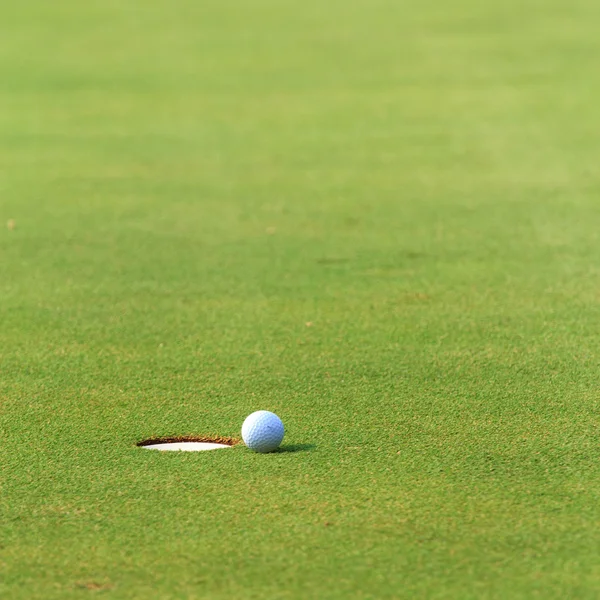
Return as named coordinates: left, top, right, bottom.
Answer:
left=241, top=410, right=285, bottom=453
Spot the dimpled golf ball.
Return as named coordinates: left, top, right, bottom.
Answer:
left=242, top=410, right=285, bottom=453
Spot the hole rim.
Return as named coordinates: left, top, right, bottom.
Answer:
left=137, top=435, right=241, bottom=448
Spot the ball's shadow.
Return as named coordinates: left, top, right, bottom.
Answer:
left=275, top=443, right=316, bottom=453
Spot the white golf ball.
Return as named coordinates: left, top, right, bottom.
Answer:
left=242, top=410, right=285, bottom=453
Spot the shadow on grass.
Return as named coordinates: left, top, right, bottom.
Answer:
left=275, top=443, right=316, bottom=453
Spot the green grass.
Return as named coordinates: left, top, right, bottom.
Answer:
left=2, top=0, right=600, bottom=597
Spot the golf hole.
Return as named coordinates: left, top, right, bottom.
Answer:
left=137, top=435, right=239, bottom=452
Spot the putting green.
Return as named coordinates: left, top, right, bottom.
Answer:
left=1, top=0, right=600, bottom=598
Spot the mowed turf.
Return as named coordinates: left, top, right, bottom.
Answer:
left=1, top=0, right=600, bottom=598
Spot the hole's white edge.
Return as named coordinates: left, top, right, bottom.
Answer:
left=142, top=442, right=232, bottom=452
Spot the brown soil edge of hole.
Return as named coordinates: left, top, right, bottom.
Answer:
left=137, top=435, right=241, bottom=447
